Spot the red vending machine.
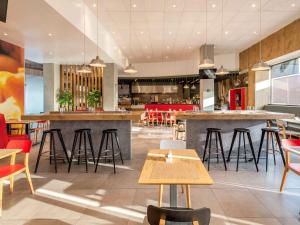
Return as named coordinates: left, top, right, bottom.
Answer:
left=229, top=87, right=247, bottom=110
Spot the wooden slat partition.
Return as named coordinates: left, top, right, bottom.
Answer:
left=60, top=65, right=104, bottom=110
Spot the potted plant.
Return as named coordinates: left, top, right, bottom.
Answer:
left=56, top=90, right=73, bottom=112
left=87, top=90, right=101, bottom=112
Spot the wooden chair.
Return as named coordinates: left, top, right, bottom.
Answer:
left=280, top=139, right=300, bottom=192
left=159, top=140, right=190, bottom=207
left=276, top=120, right=300, bottom=139
left=144, top=205, right=211, bottom=225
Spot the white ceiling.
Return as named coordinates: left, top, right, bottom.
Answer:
left=91, top=0, right=300, bottom=63
left=0, top=0, right=299, bottom=65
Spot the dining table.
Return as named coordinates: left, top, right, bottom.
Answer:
left=138, top=149, right=213, bottom=208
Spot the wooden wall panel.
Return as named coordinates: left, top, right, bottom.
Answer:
left=60, top=65, right=104, bottom=110
left=284, top=18, right=300, bottom=54
left=239, top=18, right=300, bottom=107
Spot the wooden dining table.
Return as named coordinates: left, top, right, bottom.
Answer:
left=138, top=149, right=213, bottom=207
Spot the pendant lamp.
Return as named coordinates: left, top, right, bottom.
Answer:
left=90, top=0, right=106, bottom=67
left=252, top=0, right=270, bottom=71
left=216, top=0, right=229, bottom=75
left=199, top=0, right=214, bottom=68
left=78, top=1, right=91, bottom=73
left=124, top=0, right=137, bottom=74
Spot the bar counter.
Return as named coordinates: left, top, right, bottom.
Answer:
left=22, top=112, right=143, bottom=160
left=175, top=110, right=294, bottom=153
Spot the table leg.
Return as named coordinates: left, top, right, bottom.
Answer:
left=170, top=185, right=177, bottom=207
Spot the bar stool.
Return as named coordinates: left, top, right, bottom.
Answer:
left=202, top=128, right=227, bottom=171
left=257, top=127, right=285, bottom=172
left=227, top=128, right=259, bottom=172
left=94, top=129, right=124, bottom=173
left=34, top=129, right=69, bottom=173
left=68, top=128, right=96, bottom=173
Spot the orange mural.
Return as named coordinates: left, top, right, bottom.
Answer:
left=0, top=39, right=24, bottom=120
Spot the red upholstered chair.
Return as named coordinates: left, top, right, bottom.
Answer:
left=0, top=114, right=29, bottom=149
left=0, top=114, right=34, bottom=215
left=280, top=139, right=300, bottom=192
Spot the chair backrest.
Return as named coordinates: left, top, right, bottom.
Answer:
left=0, top=114, right=9, bottom=148
left=160, top=140, right=186, bottom=150
left=147, top=205, right=211, bottom=225
left=6, top=139, right=32, bottom=153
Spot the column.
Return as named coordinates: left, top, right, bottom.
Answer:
left=43, top=63, right=60, bottom=112
left=103, top=63, right=118, bottom=111
left=200, top=79, right=215, bottom=111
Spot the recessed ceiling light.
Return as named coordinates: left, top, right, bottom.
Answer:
left=81, top=52, right=84, bottom=55
left=168, top=31, right=172, bottom=35
left=132, top=3, right=137, bottom=8
left=224, top=31, right=229, bottom=35
left=75, top=3, right=81, bottom=7
left=3, top=32, right=8, bottom=36
left=144, top=46, right=148, bottom=49
left=253, top=31, right=257, bottom=34
left=251, top=3, right=256, bottom=8
left=188, top=46, right=191, bottom=49
left=291, top=3, right=295, bottom=7
left=140, top=31, right=144, bottom=34
left=212, top=3, right=216, bottom=8
left=49, top=51, right=53, bottom=55
left=93, top=3, right=97, bottom=8
left=197, top=31, right=200, bottom=35
left=172, top=4, right=177, bottom=8
left=48, top=33, right=53, bottom=37
left=166, top=45, right=170, bottom=49
left=112, top=31, right=116, bottom=34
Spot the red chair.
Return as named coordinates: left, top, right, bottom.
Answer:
left=280, top=139, right=300, bottom=192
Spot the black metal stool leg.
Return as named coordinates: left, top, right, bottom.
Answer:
left=215, top=132, right=219, bottom=163
left=236, top=132, right=241, bottom=172
left=78, top=132, right=82, bottom=165
left=227, top=131, right=237, bottom=162
left=115, top=133, right=124, bottom=164
left=34, top=133, right=47, bottom=173
left=68, top=132, right=78, bottom=173
left=95, top=133, right=105, bottom=172
left=111, top=132, right=116, bottom=174
left=217, top=132, right=227, bottom=171
left=51, top=133, right=57, bottom=173
left=271, top=132, right=276, bottom=165
left=247, top=132, right=259, bottom=172
left=208, top=132, right=212, bottom=171
left=202, top=131, right=210, bottom=162
left=266, top=131, right=269, bottom=172
left=49, top=133, right=53, bottom=165
left=104, top=132, right=109, bottom=163
left=57, top=130, right=70, bottom=163
left=84, top=132, right=88, bottom=172
left=87, top=131, right=96, bottom=164
left=274, top=131, right=285, bottom=166
left=257, top=130, right=266, bottom=164
left=243, top=132, right=247, bottom=162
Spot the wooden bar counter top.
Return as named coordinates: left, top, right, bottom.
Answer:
left=21, top=111, right=142, bottom=121
left=175, top=110, right=294, bottom=121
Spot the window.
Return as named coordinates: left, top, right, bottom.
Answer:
left=271, top=58, right=300, bottom=105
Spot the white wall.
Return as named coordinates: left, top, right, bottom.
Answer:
left=119, top=53, right=239, bottom=77
left=25, top=75, right=44, bottom=114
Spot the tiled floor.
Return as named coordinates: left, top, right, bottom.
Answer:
left=1, top=126, right=300, bottom=225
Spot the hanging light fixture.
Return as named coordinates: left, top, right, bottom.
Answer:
left=124, top=0, right=137, bottom=74
left=78, top=0, right=91, bottom=73
left=216, top=0, right=229, bottom=75
left=184, top=83, right=189, bottom=89
left=191, top=84, right=196, bottom=90
left=252, top=0, right=270, bottom=71
left=199, top=0, right=214, bottom=68
left=90, top=0, right=106, bottom=67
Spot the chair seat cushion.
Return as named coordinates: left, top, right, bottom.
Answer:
left=6, top=140, right=32, bottom=153
left=8, top=134, right=29, bottom=140
left=0, top=164, right=25, bottom=178
left=289, top=163, right=300, bottom=173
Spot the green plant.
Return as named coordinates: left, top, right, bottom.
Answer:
left=87, top=90, right=101, bottom=108
left=56, top=90, right=73, bottom=109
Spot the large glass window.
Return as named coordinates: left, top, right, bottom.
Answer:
left=271, top=58, right=300, bottom=105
